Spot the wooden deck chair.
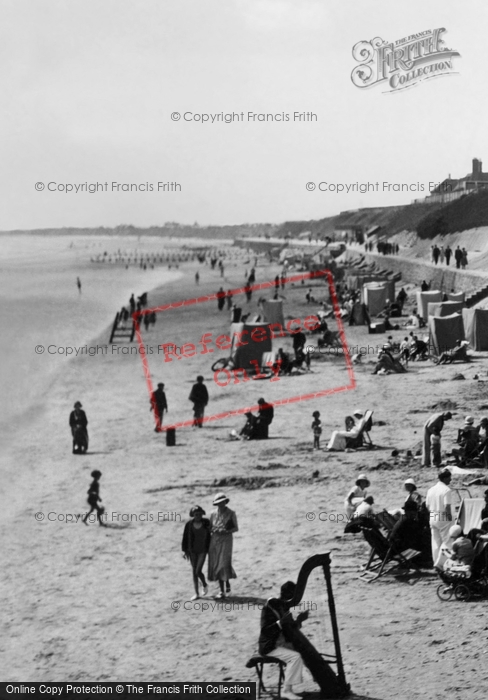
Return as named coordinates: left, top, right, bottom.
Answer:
left=345, top=410, right=374, bottom=449
left=359, top=526, right=421, bottom=583
left=374, top=509, right=398, bottom=533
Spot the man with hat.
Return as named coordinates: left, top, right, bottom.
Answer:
left=208, top=493, right=238, bottom=598
left=150, top=382, right=168, bottom=432
left=425, top=468, right=454, bottom=568
left=69, top=401, right=88, bottom=454
left=189, top=375, right=209, bottom=428
left=258, top=580, right=309, bottom=700
left=422, top=411, right=453, bottom=467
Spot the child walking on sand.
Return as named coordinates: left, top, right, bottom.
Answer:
left=82, top=470, right=106, bottom=526
left=311, top=411, right=322, bottom=450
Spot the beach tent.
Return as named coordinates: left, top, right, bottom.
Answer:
left=463, top=308, right=488, bottom=350
left=230, top=322, right=272, bottom=370
left=363, top=283, right=389, bottom=316
left=261, top=299, right=284, bottom=326
left=428, top=312, right=465, bottom=356
left=347, top=274, right=388, bottom=291
left=417, top=290, right=442, bottom=321
left=448, top=292, right=465, bottom=303
left=360, top=279, right=395, bottom=303
left=427, top=301, right=465, bottom=317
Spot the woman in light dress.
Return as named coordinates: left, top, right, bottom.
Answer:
left=208, top=493, right=238, bottom=599
left=344, top=475, right=371, bottom=517
left=327, top=409, right=366, bottom=451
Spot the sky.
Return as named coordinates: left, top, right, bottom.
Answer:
left=1, top=0, right=487, bottom=229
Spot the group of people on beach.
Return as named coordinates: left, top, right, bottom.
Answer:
left=149, top=376, right=209, bottom=431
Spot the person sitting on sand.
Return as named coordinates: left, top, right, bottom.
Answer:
left=182, top=505, right=211, bottom=601
left=328, top=410, right=366, bottom=451
left=239, top=411, right=258, bottom=439
left=82, top=470, right=106, bottom=526
left=409, top=336, right=429, bottom=362
left=344, top=474, right=370, bottom=518
left=372, top=347, right=407, bottom=375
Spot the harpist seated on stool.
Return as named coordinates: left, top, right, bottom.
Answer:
left=258, top=581, right=309, bottom=700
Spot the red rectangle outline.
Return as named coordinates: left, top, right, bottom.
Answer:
left=134, top=269, right=356, bottom=430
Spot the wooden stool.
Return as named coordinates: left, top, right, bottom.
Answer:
left=246, top=655, right=286, bottom=698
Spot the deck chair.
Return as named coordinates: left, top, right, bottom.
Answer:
left=359, top=526, right=421, bottom=583
left=345, top=410, right=374, bottom=449
left=374, top=509, right=398, bottom=533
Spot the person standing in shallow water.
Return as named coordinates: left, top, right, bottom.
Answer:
left=182, top=506, right=211, bottom=600
left=208, top=493, right=238, bottom=598
left=76, top=277, right=82, bottom=293
left=82, top=470, right=106, bottom=526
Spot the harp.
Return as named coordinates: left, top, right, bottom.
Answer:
left=284, top=553, right=350, bottom=698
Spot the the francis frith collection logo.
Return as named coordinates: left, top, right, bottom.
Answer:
left=351, top=28, right=460, bottom=92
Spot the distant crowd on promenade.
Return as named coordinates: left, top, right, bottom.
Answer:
left=430, top=244, right=468, bottom=269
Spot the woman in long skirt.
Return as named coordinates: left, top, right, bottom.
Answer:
left=208, top=492, right=238, bottom=599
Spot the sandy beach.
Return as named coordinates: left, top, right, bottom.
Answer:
left=2, top=236, right=488, bottom=698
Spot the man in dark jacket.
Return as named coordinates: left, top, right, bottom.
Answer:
left=258, top=581, right=308, bottom=700
left=150, top=382, right=168, bottom=432
left=454, top=246, right=463, bottom=269
left=254, top=397, right=274, bottom=439
left=189, top=375, right=209, bottom=427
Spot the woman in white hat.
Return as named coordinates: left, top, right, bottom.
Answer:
left=344, top=475, right=370, bottom=517
left=327, top=410, right=365, bottom=451
left=404, top=479, right=423, bottom=509
left=390, top=478, right=424, bottom=519
left=208, top=493, right=238, bottom=599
